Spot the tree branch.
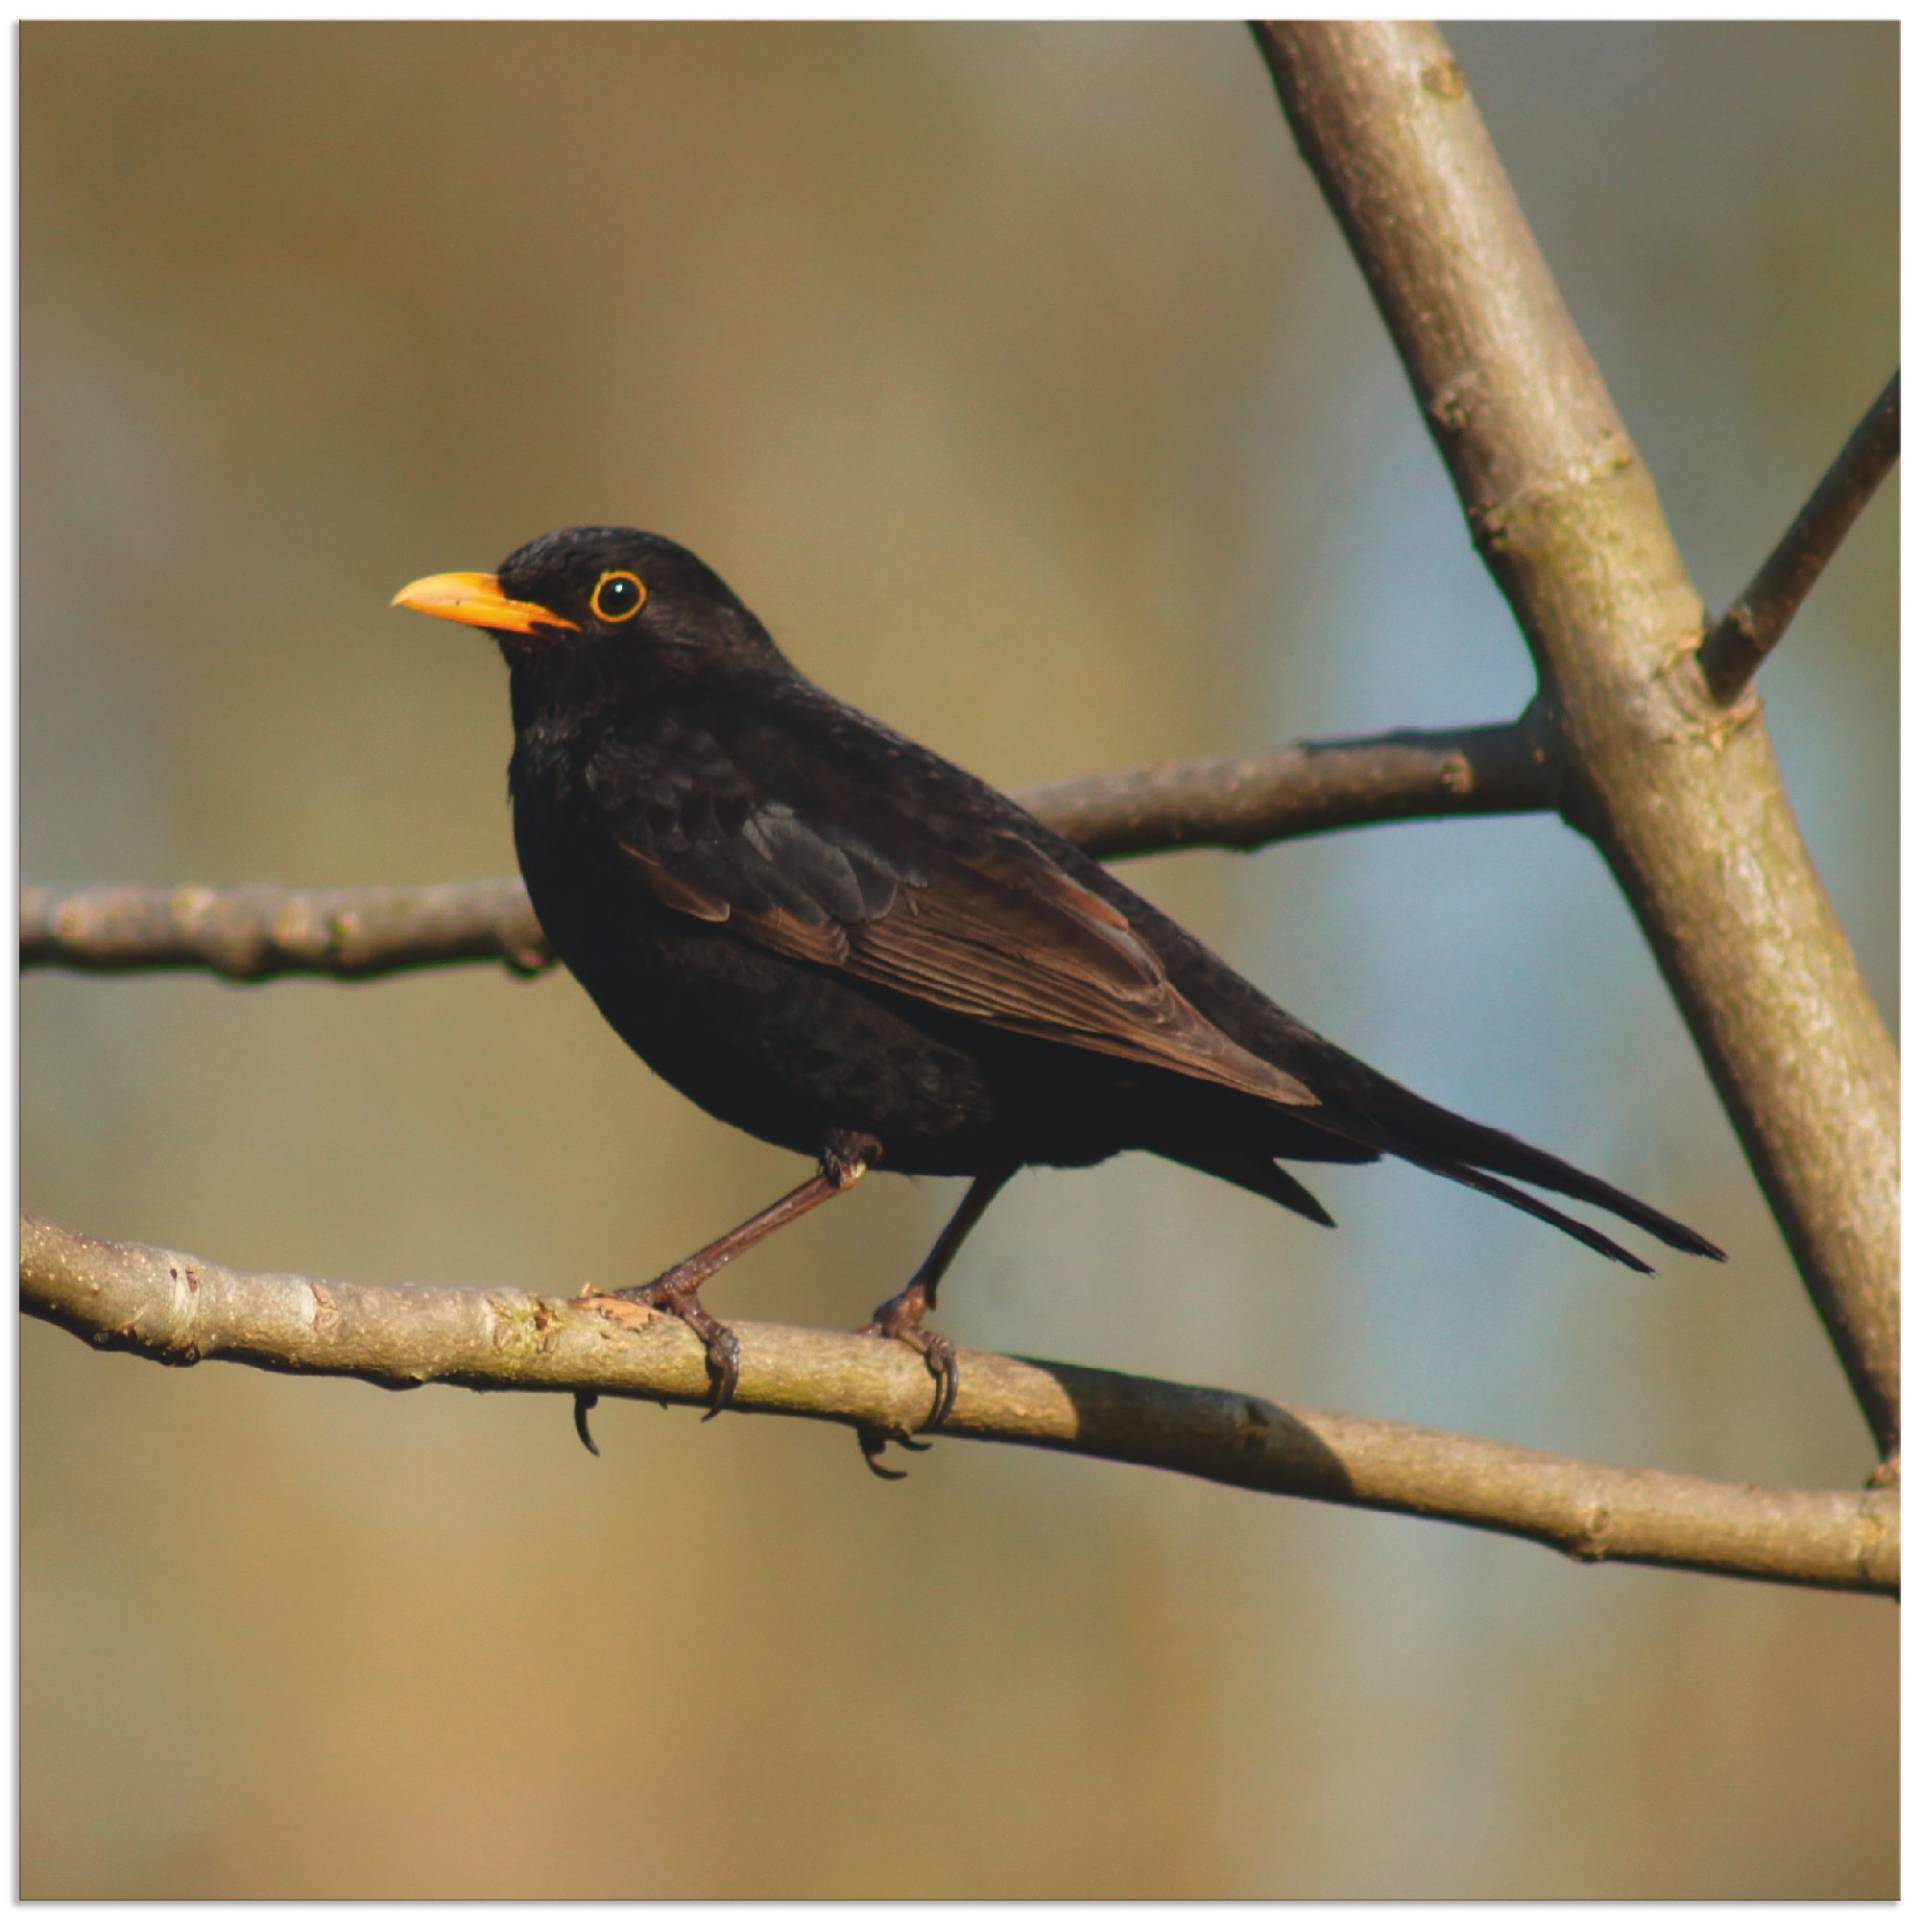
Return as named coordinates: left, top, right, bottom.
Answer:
left=20, top=721, right=1547, bottom=980
left=20, top=1212, right=1895, bottom=1596
left=1698, top=371, right=1900, bottom=705
left=1021, top=719, right=1548, bottom=856
left=1254, top=23, right=1900, bottom=1461
left=18, top=879, right=555, bottom=983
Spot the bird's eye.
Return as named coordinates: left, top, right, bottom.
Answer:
left=591, top=570, right=647, bottom=624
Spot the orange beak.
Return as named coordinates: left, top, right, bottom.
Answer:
left=391, top=571, right=579, bottom=637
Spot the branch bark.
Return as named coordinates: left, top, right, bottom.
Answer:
left=1020, top=719, right=1547, bottom=856
left=20, top=721, right=1546, bottom=980
left=1255, top=22, right=1899, bottom=1461
left=21, top=1212, right=1896, bottom=1596
left=1699, top=370, right=1900, bottom=705
left=19, top=878, right=554, bottom=982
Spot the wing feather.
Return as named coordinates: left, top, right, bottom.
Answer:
left=589, top=728, right=1315, bottom=1109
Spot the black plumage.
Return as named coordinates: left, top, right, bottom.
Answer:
left=395, top=526, right=1723, bottom=1430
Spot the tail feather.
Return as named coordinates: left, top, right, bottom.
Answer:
left=1390, top=1144, right=1654, bottom=1273
left=1380, top=1086, right=1723, bottom=1260
left=1287, top=1070, right=1725, bottom=1266
left=1159, top=1143, right=1340, bottom=1229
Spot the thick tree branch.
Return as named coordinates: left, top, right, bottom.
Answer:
left=1255, top=23, right=1899, bottom=1461
left=20, top=722, right=1547, bottom=980
left=1699, top=371, right=1900, bottom=705
left=21, top=1212, right=1895, bottom=1595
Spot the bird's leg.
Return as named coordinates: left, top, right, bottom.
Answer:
left=607, top=1130, right=880, bottom=1419
left=860, top=1165, right=1014, bottom=1438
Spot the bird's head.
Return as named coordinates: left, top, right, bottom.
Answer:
left=393, top=526, right=785, bottom=700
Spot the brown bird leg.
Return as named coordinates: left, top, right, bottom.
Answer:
left=861, top=1165, right=1015, bottom=1438
left=608, top=1130, right=879, bottom=1419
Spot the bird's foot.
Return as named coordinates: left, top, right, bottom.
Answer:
left=859, top=1278, right=959, bottom=1433
left=606, top=1262, right=743, bottom=1420
left=581, top=1148, right=885, bottom=1428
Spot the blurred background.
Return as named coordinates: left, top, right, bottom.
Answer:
left=20, top=22, right=1896, bottom=1899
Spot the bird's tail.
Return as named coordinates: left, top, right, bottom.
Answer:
left=1290, top=1069, right=1725, bottom=1273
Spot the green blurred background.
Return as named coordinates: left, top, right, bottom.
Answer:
left=20, top=22, right=1896, bottom=1898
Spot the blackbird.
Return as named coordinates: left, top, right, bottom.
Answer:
left=394, top=526, right=1723, bottom=1430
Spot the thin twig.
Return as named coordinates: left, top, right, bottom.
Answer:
left=19, top=1212, right=1895, bottom=1595
left=1699, top=372, right=1900, bottom=705
left=20, top=722, right=1547, bottom=981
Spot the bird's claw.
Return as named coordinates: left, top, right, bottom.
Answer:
left=919, top=1333, right=959, bottom=1432
left=699, top=1323, right=742, bottom=1421
left=602, top=1267, right=742, bottom=1420
left=573, top=1391, right=602, bottom=1456
left=857, top=1426, right=908, bottom=1479
left=857, top=1313, right=959, bottom=1434
left=856, top=1423, right=932, bottom=1479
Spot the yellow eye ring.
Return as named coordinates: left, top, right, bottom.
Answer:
left=591, top=569, right=647, bottom=624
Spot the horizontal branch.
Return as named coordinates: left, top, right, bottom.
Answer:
left=1019, top=719, right=1548, bottom=856
left=1700, top=370, right=1901, bottom=705
left=22, top=1213, right=1895, bottom=1596
left=19, top=722, right=1547, bottom=982
left=18, top=878, right=554, bottom=982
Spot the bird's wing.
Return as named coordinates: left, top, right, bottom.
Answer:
left=586, top=726, right=1316, bottom=1108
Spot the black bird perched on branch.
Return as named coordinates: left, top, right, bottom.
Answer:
left=395, top=526, right=1723, bottom=1432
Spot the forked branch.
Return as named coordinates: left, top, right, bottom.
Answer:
left=1254, top=22, right=1899, bottom=1462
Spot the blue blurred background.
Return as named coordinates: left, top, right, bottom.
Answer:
left=21, top=22, right=1896, bottom=1897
